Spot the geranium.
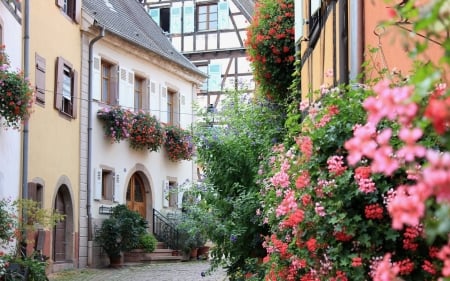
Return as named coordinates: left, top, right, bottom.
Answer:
left=245, top=0, right=295, bottom=103
left=97, top=106, right=132, bottom=143
left=129, top=111, right=164, bottom=151
left=164, top=125, right=194, bottom=162
left=0, top=47, right=34, bottom=129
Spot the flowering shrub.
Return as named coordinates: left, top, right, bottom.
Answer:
left=164, top=126, right=194, bottom=162
left=245, top=0, right=295, bottom=103
left=0, top=48, right=34, bottom=129
left=97, top=106, right=132, bottom=143
left=129, top=111, right=164, bottom=151
left=257, top=1, right=450, bottom=280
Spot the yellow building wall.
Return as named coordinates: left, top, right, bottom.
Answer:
left=299, top=1, right=342, bottom=103
left=24, top=0, right=81, bottom=267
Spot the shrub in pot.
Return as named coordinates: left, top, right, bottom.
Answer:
left=95, top=205, right=147, bottom=266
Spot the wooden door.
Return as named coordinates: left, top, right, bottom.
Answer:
left=53, top=191, right=66, bottom=262
left=126, top=174, right=146, bottom=218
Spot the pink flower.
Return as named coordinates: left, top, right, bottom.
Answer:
left=295, top=171, right=310, bottom=189
left=372, top=253, right=399, bottom=281
left=344, top=123, right=377, bottom=165
left=371, top=145, right=399, bottom=176
left=270, top=170, right=290, bottom=188
left=276, top=190, right=297, bottom=217
left=327, top=155, right=347, bottom=176
left=315, top=202, right=326, bottom=217
left=387, top=184, right=426, bottom=229
left=397, top=127, right=426, bottom=162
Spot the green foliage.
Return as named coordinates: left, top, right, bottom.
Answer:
left=245, top=0, right=295, bottom=104
left=138, top=233, right=157, bottom=253
left=3, top=253, right=48, bottom=281
left=95, top=205, right=147, bottom=258
left=0, top=198, right=15, bottom=246
left=193, top=92, right=284, bottom=277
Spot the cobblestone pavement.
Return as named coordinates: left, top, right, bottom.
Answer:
left=48, top=261, right=228, bottom=281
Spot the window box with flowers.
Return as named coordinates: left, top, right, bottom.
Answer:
left=129, top=111, right=164, bottom=151
left=164, top=126, right=194, bottom=162
left=97, top=106, right=133, bottom=143
left=0, top=49, right=34, bottom=129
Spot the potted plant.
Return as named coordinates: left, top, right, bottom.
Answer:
left=164, top=126, right=194, bottom=162
left=129, top=111, right=164, bottom=151
left=95, top=205, right=147, bottom=267
left=124, top=232, right=157, bottom=263
left=0, top=48, right=34, bottom=129
left=97, top=106, right=133, bottom=143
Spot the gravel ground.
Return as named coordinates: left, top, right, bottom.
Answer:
left=47, top=261, right=228, bottom=281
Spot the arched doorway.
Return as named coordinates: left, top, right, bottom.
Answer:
left=53, top=185, right=73, bottom=263
left=126, top=173, right=146, bottom=218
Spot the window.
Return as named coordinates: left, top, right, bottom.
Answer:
left=55, top=57, right=78, bottom=118
left=55, top=0, right=80, bottom=22
left=197, top=4, right=218, bottom=31
left=35, top=53, right=46, bottom=104
left=160, top=7, right=170, bottom=33
left=102, top=169, right=114, bottom=201
left=101, top=60, right=118, bottom=105
left=134, top=76, right=144, bottom=112
left=168, top=181, right=178, bottom=208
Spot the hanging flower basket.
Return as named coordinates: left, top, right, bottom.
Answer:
left=0, top=49, right=34, bottom=129
left=164, top=126, right=194, bottom=162
left=97, top=106, right=133, bottom=143
left=129, top=111, right=164, bottom=151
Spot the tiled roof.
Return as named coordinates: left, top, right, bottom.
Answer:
left=83, top=0, right=205, bottom=77
left=232, top=0, right=255, bottom=21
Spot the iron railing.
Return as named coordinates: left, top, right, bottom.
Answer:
left=153, top=209, right=179, bottom=250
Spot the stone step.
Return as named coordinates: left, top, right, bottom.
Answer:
left=151, top=248, right=176, bottom=256
left=141, top=254, right=182, bottom=263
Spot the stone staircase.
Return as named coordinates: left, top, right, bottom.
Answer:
left=124, top=241, right=182, bottom=264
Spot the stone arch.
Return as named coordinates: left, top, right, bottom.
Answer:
left=52, top=176, right=74, bottom=265
left=124, top=164, right=154, bottom=230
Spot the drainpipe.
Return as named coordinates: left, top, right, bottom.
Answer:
left=20, top=0, right=30, bottom=257
left=87, top=26, right=105, bottom=266
left=349, top=0, right=363, bottom=82
left=339, top=0, right=349, bottom=85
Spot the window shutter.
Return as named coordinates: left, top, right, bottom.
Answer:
left=28, top=182, right=37, bottom=201
left=113, top=173, right=119, bottom=203
left=149, top=81, right=159, bottom=117
left=160, top=86, right=168, bottom=123
left=218, top=2, right=229, bottom=30
left=177, top=190, right=184, bottom=209
left=72, top=69, right=78, bottom=118
left=119, top=67, right=133, bottom=108
left=173, top=92, right=180, bottom=127
left=183, top=4, right=194, bottom=33
left=110, top=64, right=119, bottom=105
left=149, top=8, right=160, bottom=25
left=143, top=79, right=150, bottom=113
left=162, top=180, right=169, bottom=208
left=170, top=7, right=181, bottom=34
left=54, top=57, right=64, bottom=111
left=35, top=53, right=46, bottom=104
left=56, top=0, right=63, bottom=8
left=94, top=168, right=102, bottom=200
left=208, top=64, right=222, bottom=92
left=74, top=0, right=81, bottom=23
left=179, top=94, right=186, bottom=127
left=92, top=56, right=101, bottom=101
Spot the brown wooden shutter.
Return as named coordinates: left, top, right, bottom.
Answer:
left=72, top=69, right=78, bottom=118
left=28, top=182, right=37, bottom=201
left=54, top=57, right=63, bottom=111
left=35, top=53, right=46, bottom=104
left=110, top=64, right=119, bottom=105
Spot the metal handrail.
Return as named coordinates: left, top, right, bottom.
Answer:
left=153, top=209, right=179, bottom=250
